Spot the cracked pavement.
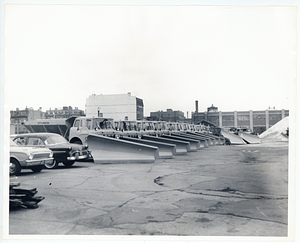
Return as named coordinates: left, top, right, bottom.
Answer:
left=8, top=141, right=288, bottom=236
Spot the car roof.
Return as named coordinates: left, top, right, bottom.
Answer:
left=11, top=133, right=63, bottom=140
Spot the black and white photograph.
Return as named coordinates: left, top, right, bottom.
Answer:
left=1, top=0, right=298, bottom=242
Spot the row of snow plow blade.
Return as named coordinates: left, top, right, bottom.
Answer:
left=23, top=118, right=260, bottom=164
left=220, top=130, right=261, bottom=145
left=87, top=132, right=226, bottom=163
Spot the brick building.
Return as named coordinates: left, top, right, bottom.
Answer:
left=45, top=106, right=85, bottom=119
left=149, top=109, right=185, bottom=122
left=10, top=107, right=45, bottom=134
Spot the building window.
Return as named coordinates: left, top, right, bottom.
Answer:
left=253, top=114, right=266, bottom=126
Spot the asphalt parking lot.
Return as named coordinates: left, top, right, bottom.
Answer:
left=7, top=141, right=289, bottom=238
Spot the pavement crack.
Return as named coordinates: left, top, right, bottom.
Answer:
left=196, top=210, right=287, bottom=225
left=109, top=216, right=114, bottom=226
left=65, top=176, right=95, bottom=189
left=118, top=197, right=138, bottom=208
left=147, top=163, right=156, bottom=172
left=176, top=188, right=287, bottom=200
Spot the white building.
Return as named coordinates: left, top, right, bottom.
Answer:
left=85, top=92, right=144, bottom=121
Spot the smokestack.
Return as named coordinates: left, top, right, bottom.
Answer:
left=195, top=100, right=198, bottom=113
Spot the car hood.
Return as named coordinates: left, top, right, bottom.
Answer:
left=10, top=146, right=51, bottom=154
left=47, top=143, right=86, bottom=151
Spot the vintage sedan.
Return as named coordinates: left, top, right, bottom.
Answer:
left=10, top=139, right=53, bottom=176
left=11, top=133, right=90, bottom=169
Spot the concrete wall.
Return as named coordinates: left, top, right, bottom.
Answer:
left=85, top=93, right=143, bottom=121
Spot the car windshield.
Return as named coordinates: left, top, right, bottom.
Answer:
left=144, top=122, right=155, bottom=130
left=10, top=139, right=18, bottom=146
left=94, top=119, right=114, bottom=129
left=159, top=122, right=167, bottom=130
left=45, top=135, right=68, bottom=145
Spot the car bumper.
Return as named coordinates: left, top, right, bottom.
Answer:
left=25, top=158, right=53, bottom=166
left=67, top=154, right=89, bottom=161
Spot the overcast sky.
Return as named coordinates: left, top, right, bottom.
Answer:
left=4, top=4, right=296, bottom=117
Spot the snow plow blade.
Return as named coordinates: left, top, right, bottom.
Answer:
left=87, top=134, right=159, bottom=164
left=121, top=137, right=176, bottom=159
left=239, top=133, right=261, bottom=144
left=141, top=135, right=189, bottom=155
left=221, top=130, right=247, bottom=145
left=176, top=132, right=210, bottom=148
left=194, top=132, right=224, bottom=145
left=186, top=132, right=216, bottom=146
left=161, top=134, right=200, bottom=151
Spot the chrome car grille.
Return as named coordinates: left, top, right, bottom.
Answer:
left=32, top=152, right=51, bottom=159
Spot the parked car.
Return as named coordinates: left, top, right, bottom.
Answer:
left=10, top=139, right=53, bottom=176
left=11, top=133, right=90, bottom=169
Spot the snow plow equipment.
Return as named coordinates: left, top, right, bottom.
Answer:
left=239, top=132, right=261, bottom=144
left=136, top=121, right=158, bottom=136
left=87, top=134, right=159, bottom=164
left=188, top=132, right=215, bottom=146
left=69, top=117, right=122, bottom=144
left=220, top=130, right=247, bottom=145
left=121, top=137, right=176, bottom=159
left=154, top=121, right=172, bottom=136
left=114, top=120, right=141, bottom=138
left=186, top=132, right=215, bottom=146
left=141, top=135, right=189, bottom=155
left=173, top=132, right=210, bottom=148
left=160, top=134, right=200, bottom=152
left=24, top=119, right=71, bottom=139
left=195, top=132, right=224, bottom=145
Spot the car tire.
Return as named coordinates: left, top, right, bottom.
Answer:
left=10, top=159, right=21, bottom=176
left=62, top=161, right=75, bottom=167
left=31, top=165, right=44, bottom=173
left=44, top=159, right=59, bottom=169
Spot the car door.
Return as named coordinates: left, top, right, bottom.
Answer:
left=69, top=118, right=91, bottom=143
left=69, top=118, right=81, bottom=139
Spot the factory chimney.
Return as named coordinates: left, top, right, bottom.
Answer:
left=195, top=100, right=198, bottom=113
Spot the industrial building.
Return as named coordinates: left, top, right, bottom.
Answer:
left=85, top=92, right=144, bottom=121
left=192, top=101, right=289, bottom=134
left=45, top=106, right=85, bottom=119
left=149, top=109, right=185, bottom=122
